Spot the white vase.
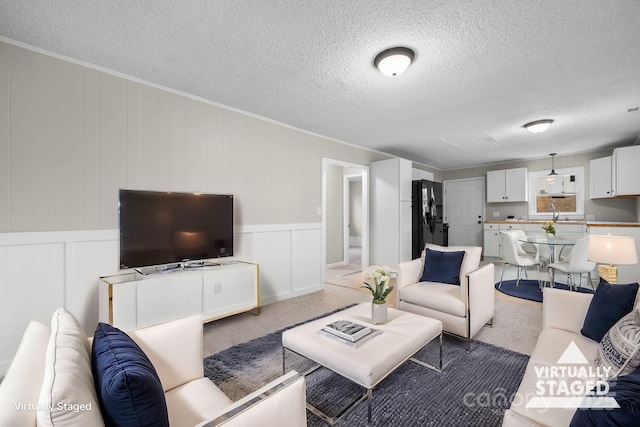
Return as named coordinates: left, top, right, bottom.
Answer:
left=371, top=302, right=388, bottom=324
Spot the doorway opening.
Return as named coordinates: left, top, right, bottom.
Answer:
left=322, top=159, right=369, bottom=284
left=344, top=173, right=363, bottom=269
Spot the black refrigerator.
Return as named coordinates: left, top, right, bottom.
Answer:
left=412, top=180, right=449, bottom=259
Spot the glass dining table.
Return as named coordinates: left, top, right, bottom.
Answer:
left=517, top=234, right=578, bottom=264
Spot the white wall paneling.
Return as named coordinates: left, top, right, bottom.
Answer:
left=236, top=223, right=323, bottom=306
left=0, top=223, right=322, bottom=375
left=0, top=42, right=10, bottom=231
left=0, top=230, right=118, bottom=375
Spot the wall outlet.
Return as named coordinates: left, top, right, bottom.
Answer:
left=492, top=211, right=500, bottom=217
left=317, top=207, right=322, bottom=216
left=214, top=282, right=222, bottom=294
left=586, top=214, right=596, bottom=221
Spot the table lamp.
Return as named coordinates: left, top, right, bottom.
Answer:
left=588, top=235, right=638, bottom=283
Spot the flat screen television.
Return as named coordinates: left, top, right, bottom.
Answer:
left=119, top=189, right=234, bottom=269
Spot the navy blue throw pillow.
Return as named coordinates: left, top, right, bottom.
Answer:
left=569, top=366, right=640, bottom=426
left=420, top=249, right=465, bottom=285
left=581, top=279, right=638, bottom=342
left=92, top=322, right=169, bottom=427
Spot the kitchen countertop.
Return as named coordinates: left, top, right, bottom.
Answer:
left=484, top=220, right=640, bottom=227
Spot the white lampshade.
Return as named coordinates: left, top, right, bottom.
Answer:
left=588, top=235, right=638, bottom=265
left=374, top=47, right=415, bottom=77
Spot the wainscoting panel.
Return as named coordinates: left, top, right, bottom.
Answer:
left=0, top=223, right=323, bottom=375
left=252, top=230, right=293, bottom=303
left=292, top=228, right=323, bottom=293
left=0, top=230, right=117, bottom=376
left=67, top=238, right=120, bottom=335
left=236, top=223, right=323, bottom=305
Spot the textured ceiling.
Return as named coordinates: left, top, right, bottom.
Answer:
left=1, top=0, right=639, bottom=170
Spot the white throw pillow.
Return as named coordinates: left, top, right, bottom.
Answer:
left=594, top=308, right=640, bottom=379
left=37, top=308, right=104, bottom=426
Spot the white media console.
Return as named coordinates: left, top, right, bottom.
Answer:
left=99, top=261, right=259, bottom=331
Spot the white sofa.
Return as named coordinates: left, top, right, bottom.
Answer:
left=503, top=287, right=638, bottom=426
left=397, top=244, right=495, bottom=350
left=0, top=309, right=306, bottom=427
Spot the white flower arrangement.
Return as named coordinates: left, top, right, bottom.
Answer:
left=362, top=265, right=393, bottom=304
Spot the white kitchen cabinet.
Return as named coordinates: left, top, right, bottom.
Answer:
left=483, top=223, right=501, bottom=258
left=370, top=158, right=413, bottom=270
left=554, top=223, right=588, bottom=242
left=590, top=156, right=614, bottom=199
left=613, top=145, right=640, bottom=196
left=483, top=222, right=527, bottom=258
left=487, top=168, right=528, bottom=203
left=412, top=168, right=434, bottom=181
left=99, top=262, right=259, bottom=330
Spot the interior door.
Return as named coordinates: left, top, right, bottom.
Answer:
left=444, top=178, right=484, bottom=246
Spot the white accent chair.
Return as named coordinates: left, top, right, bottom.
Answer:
left=499, top=231, right=539, bottom=287
left=0, top=311, right=307, bottom=427
left=396, top=244, right=495, bottom=350
left=547, top=237, right=596, bottom=290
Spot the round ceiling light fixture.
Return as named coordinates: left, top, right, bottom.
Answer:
left=374, top=47, right=415, bottom=76
left=524, top=119, right=554, bottom=134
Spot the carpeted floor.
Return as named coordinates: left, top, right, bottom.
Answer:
left=495, top=279, right=594, bottom=303
left=204, top=309, right=530, bottom=427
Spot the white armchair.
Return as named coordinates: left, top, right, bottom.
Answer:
left=396, top=244, right=495, bottom=350
left=0, top=312, right=307, bottom=427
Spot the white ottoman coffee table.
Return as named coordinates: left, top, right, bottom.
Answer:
left=282, top=302, right=443, bottom=425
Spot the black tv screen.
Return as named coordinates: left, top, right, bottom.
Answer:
left=119, top=189, right=234, bottom=269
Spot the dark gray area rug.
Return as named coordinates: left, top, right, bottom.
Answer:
left=204, top=308, right=529, bottom=426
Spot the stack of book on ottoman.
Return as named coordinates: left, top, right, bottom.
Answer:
left=319, top=319, right=381, bottom=348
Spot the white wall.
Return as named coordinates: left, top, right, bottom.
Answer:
left=325, top=164, right=344, bottom=265
left=349, top=179, right=363, bottom=239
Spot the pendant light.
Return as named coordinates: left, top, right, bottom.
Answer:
left=548, top=153, right=558, bottom=176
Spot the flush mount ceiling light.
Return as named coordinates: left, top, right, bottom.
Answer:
left=374, top=47, right=415, bottom=76
left=524, top=119, right=554, bottom=134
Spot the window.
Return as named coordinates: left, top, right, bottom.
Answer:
left=528, top=167, right=584, bottom=218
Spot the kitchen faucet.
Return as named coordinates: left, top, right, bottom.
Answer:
left=551, top=203, right=559, bottom=222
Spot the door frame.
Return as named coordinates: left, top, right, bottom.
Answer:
left=322, top=158, right=370, bottom=274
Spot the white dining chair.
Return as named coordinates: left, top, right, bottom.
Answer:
left=498, top=231, right=539, bottom=288
left=547, top=237, right=596, bottom=290
left=502, top=229, right=550, bottom=266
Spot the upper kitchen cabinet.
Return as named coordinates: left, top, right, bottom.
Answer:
left=487, top=168, right=528, bottom=203
left=613, top=145, right=640, bottom=196
left=590, top=156, right=613, bottom=199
